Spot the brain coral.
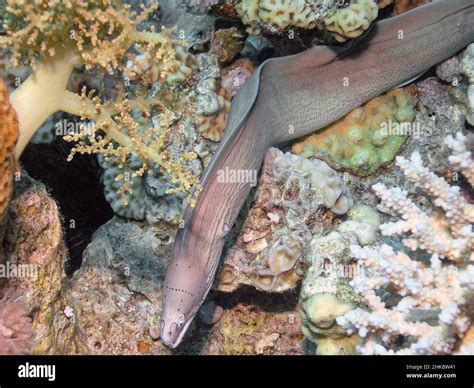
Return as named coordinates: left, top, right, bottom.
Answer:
left=292, top=88, right=417, bottom=176
left=236, top=0, right=385, bottom=40
left=236, top=0, right=323, bottom=34
left=323, top=0, right=379, bottom=42
left=0, top=78, right=19, bottom=219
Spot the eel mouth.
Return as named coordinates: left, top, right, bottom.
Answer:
left=160, top=317, right=195, bottom=349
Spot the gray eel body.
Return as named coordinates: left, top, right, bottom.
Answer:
left=160, top=0, right=474, bottom=348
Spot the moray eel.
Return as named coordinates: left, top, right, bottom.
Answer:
left=160, top=0, right=474, bottom=348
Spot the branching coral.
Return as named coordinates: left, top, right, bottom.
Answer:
left=374, top=153, right=473, bottom=262
left=1, top=0, right=202, bottom=204
left=0, top=291, right=34, bottom=355
left=337, top=134, right=474, bottom=354
left=339, top=244, right=473, bottom=354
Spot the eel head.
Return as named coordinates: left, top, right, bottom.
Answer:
left=160, top=216, right=226, bottom=348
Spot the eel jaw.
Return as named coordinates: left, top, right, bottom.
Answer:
left=160, top=316, right=195, bottom=349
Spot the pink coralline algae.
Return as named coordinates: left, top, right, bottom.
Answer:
left=0, top=291, right=34, bottom=355
left=416, top=77, right=451, bottom=110
left=220, top=59, right=256, bottom=99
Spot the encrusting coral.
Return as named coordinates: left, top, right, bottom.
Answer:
left=197, top=87, right=232, bottom=142
left=1, top=0, right=202, bottom=207
left=218, top=148, right=353, bottom=293
left=0, top=77, right=18, bottom=220
left=300, top=204, right=380, bottom=355
left=337, top=133, right=474, bottom=354
left=292, top=88, right=417, bottom=176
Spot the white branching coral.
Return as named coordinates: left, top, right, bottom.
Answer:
left=338, top=245, right=473, bottom=354
left=374, top=153, right=473, bottom=262
left=337, top=133, right=474, bottom=354
left=445, top=132, right=474, bottom=187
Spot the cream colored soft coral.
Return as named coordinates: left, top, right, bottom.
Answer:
left=1, top=0, right=202, bottom=206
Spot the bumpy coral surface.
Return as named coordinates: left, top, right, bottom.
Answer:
left=0, top=291, right=34, bottom=355
left=292, top=88, right=417, bottom=176
left=218, top=148, right=352, bottom=293
left=235, top=0, right=390, bottom=39
left=0, top=78, right=18, bottom=219
left=323, top=0, right=379, bottom=42
left=459, top=44, right=474, bottom=125
left=210, top=27, right=246, bottom=64
left=2, top=175, right=81, bottom=354
left=300, top=205, right=380, bottom=354
left=236, top=0, right=321, bottom=34
left=197, top=88, right=232, bottom=142
left=337, top=135, right=474, bottom=354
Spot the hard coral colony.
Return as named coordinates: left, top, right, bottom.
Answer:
left=0, top=0, right=472, bottom=361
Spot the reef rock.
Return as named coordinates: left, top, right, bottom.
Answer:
left=218, top=148, right=353, bottom=293
left=65, top=217, right=174, bottom=354
left=1, top=174, right=82, bottom=354
left=300, top=204, right=381, bottom=355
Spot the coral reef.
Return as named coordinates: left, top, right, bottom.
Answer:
left=216, top=303, right=303, bottom=355
left=236, top=0, right=322, bottom=34
left=323, top=0, right=380, bottom=43
left=0, top=78, right=18, bottom=220
left=218, top=148, right=352, bottom=293
left=292, top=88, right=417, bottom=176
left=197, top=87, right=232, bottom=142
left=0, top=291, right=34, bottom=355
left=459, top=44, right=474, bottom=125
left=65, top=217, right=173, bottom=354
left=210, top=27, right=246, bottom=64
left=1, top=0, right=204, bottom=213
left=374, top=154, right=472, bottom=261
left=2, top=174, right=83, bottom=354
left=300, top=205, right=380, bottom=354
left=337, top=137, right=474, bottom=354
left=236, top=0, right=386, bottom=42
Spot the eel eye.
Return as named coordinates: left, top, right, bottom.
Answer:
left=178, top=314, right=185, bottom=328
